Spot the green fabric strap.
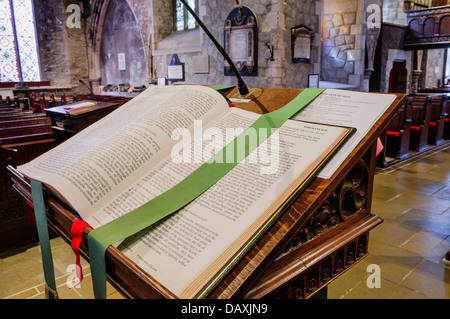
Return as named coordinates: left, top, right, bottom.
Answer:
left=88, top=88, right=325, bottom=299
left=31, top=179, right=58, bottom=299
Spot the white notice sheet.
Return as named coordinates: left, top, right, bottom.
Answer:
left=293, top=89, right=397, bottom=179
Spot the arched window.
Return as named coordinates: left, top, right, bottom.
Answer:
left=0, top=0, right=41, bottom=83
left=174, top=0, right=198, bottom=31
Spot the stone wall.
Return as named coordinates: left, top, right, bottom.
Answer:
left=34, top=0, right=90, bottom=94
left=149, top=0, right=321, bottom=89
left=383, top=0, right=407, bottom=26
left=422, top=49, right=446, bottom=89
left=37, top=0, right=441, bottom=94
left=34, top=0, right=71, bottom=88
left=100, top=0, right=148, bottom=86
left=320, top=0, right=365, bottom=88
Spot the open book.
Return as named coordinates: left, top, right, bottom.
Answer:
left=18, top=85, right=354, bottom=298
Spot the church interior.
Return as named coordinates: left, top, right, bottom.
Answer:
left=0, top=0, right=449, bottom=300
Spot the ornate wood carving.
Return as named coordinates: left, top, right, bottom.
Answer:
left=223, top=6, right=257, bottom=76
left=279, top=158, right=369, bottom=258
left=339, top=160, right=369, bottom=220
left=405, top=6, right=450, bottom=49
left=272, top=234, right=368, bottom=299
left=260, top=157, right=372, bottom=299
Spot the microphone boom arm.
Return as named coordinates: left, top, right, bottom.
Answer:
left=179, top=0, right=250, bottom=96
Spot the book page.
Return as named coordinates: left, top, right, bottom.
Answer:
left=293, top=89, right=396, bottom=179
left=110, top=108, right=350, bottom=298
left=17, top=86, right=230, bottom=220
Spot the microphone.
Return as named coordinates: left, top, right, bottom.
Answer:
left=79, top=79, right=99, bottom=104
left=179, top=0, right=250, bottom=97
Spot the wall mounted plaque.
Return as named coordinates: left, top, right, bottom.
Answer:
left=167, top=54, right=185, bottom=82
left=308, top=74, right=319, bottom=88
left=223, top=6, right=258, bottom=76
left=118, top=53, right=126, bottom=71
left=291, top=24, right=314, bottom=64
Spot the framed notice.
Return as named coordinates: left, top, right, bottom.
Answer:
left=291, top=24, right=314, bottom=64
left=308, top=74, right=319, bottom=88
left=223, top=6, right=258, bottom=76
left=167, top=54, right=185, bottom=82
left=158, top=77, right=167, bottom=86
left=118, top=53, right=126, bottom=71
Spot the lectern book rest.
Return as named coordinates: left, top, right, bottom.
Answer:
left=16, top=85, right=397, bottom=298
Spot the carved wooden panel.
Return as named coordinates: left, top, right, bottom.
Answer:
left=244, top=149, right=376, bottom=299
left=278, top=158, right=369, bottom=258
left=272, top=234, right=368, bottom=299
left=405, top=6, right=450, bottom=49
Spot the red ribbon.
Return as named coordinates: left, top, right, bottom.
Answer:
left=70, top=219, right=90, bottom=288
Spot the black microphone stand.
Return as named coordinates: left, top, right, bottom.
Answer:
left=79, top=79, right=100, bottom=105
left=179, top=0, right=251, bottom=97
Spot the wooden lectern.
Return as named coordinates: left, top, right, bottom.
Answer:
left=7, top=87, right=405, bottom=299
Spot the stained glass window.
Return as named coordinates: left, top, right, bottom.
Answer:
left=0, top=0, right=40, bottom=83
left=0, top=0, right=19, bottom=82
left=174, top=0, right=198, bottom=31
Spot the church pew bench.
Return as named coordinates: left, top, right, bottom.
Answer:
left=0, top=123, right=54, bottom=139
left=0, top=132, right=55, bottom=148
left=0, top=136, right=57, bottom=252
left=408, top=95, right=432, bottom=152
left=442, top=95, right=450, bottom=140
left=0, top=113, right=47, bottom=122
left=0, top=110, right=32, bottom=117
left=0, top=96, right=12, bottom=106
left=385, top=97, right=412, bottom=160
left=0, top=109, right=24, bottom=115
left=0, top=104, right=19, bottom=110
left=427, top=95, right=447, bottom=145
left=0, top=117, right=52, bottom=129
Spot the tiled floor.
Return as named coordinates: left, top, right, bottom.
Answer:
left=1, top=145, right=449, bottom=299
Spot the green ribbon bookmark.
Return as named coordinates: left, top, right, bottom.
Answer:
left=31, top=179, right=58, bottom=299
left=88, top=88, right=325, bottom=299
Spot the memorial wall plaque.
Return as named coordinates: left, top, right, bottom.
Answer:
left=224, top=6, right=257, bottom=76
left=167, top=54, right=185, bottom=82
left=291, top=24, right=314, bottom=64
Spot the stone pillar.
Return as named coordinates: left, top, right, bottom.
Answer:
left=411, top=50, right=424, bottom=93
left=411, top=70, right=422, bottom=94
left=363, top=68, right=374, bottom=92
left=363, top=0, right=382, bottom=92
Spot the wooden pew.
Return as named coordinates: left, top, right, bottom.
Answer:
left=60, top=94, right=67, bottom=105
left=0, top=109, right=23, bottom=115
left=35, top=93, right=48, bottom=113
left=0, top=103, right=18, bottom=110
left=384, top=97, right=413, bottom=160
left=427, top=95, right=447, bottom=145
left=0, top=132, right=56, bottom=148
left=0, top=123, right=54, bottom=139
left=0, top=132, right=56, bottom=251
left=3, top=96, right=11, bottom=105
left=0, top=109, right=56, bottom=251
left=0, top=112, right=47, bottom=122
left=22, top=97, right=31, bottom=111
left=47, top=94, right=57, bottom=108
left=409, top=95, right=432, bottom=152
left=443, top=95, right=450, bottom=140
left=0, top=110, right=20, bottom=115
left=0, top=117, right=52, bottom=129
